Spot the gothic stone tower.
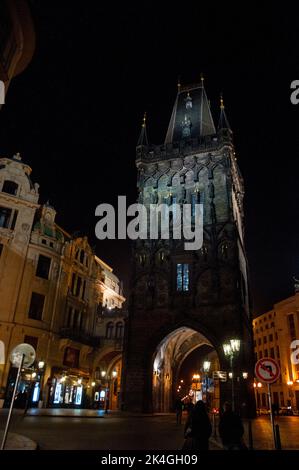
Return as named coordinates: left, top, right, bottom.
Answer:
left=122, top=79, right=255, bottom=415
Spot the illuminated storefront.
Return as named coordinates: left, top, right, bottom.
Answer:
left=48, top=367, right=89, bottom=408
left=4, top=365, right=44, bottom=408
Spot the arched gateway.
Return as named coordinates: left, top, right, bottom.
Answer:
left=152, top=327, right=220, bottom=413
left=122, top=80, right=255, bottom=416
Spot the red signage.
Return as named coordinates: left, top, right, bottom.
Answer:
left=255, top=357, right=280, bottom=384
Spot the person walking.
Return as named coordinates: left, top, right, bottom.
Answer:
left=174, top=397, right=183, bottom=425
left=218, top=401, right=247, bottom=450
left=182, top=400, right=212, bottom=450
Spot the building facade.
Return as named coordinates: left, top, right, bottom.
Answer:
left=253, top=292, right=299, bottom=412
left=0, top=153, right=125, bottom=409
left=122, top=80, right=255, bottom=415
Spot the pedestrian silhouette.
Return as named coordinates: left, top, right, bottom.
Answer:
left=218, top=401, right=247, bottom=450
left=174, top=397, right=183, bottom=425
left=182, top=400, right=212, bottom=450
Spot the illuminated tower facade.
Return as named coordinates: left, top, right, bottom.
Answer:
left=122, top=79, right=255, bottom=415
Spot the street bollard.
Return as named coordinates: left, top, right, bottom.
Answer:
left=275, top=424, right=282, bottom=450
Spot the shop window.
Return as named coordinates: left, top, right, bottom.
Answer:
left=24, top=335, right=38, bottom=350
left=115, top=322, right=124, bottom=339
left=176, top=263, right=189, bottom=292
left=106, top=322, right=114, bottom=339
left=28, top=292, right=45, bottom=320
left=63, top=347, right=79, bottom=368
left=36, top=254, right=51, bottom=279
left=2, top=180, right=18, bottom=195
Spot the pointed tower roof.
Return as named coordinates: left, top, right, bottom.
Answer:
left=217, top=95, right=231, bottom=132
left=137, top=112, right=148, bottom=146
left=165, top=76, right=216, bottom=144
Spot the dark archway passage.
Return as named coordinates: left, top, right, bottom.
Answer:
left=151, top=327, right=220, bottom=412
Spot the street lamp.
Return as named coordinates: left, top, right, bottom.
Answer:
left=253, top=380, right=262, bottom=412
left=102, top=370, right=118, bottom=413
left=223, top=339, right=240, bottom=411
left=287, top=381, right=294, bottom=412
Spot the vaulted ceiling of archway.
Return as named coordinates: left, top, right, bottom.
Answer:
left=154, top=327, right=213, bottom=371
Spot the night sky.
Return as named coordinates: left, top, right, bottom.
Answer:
left=0, top=2, right=298, bottom=315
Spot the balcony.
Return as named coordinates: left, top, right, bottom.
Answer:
left=101, top=337, right=124, bottom=351
left=59, top=328, right=101, bottom=348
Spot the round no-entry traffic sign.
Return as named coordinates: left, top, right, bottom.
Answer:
left=255, top=357, right=280, bottom=384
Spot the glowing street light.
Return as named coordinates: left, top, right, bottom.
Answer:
left=223, top=339, right=241, bottom=411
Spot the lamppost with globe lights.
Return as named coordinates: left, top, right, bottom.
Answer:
left=253, top=380, right=262, bottom=413
left=101, top=369, right=118, bottom=413
left=223, top=339, right=241, bottom=411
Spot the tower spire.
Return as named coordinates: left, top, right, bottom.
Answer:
left=165, top=76, right=216, bottom=144
left=217, top=94, right=232, bottom=132
left=137, top=111, right=148, bottom=146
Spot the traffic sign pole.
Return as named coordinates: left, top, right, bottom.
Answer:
left=267, top=383, right=277, bottom=450
left=255, top=357, right=281, bottom=451
left=1, top=353, right=24, bottom=450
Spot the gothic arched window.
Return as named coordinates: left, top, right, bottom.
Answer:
left=115, top=322, right=124, bottom=339
left=106, top=322, right=114, bottom=339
